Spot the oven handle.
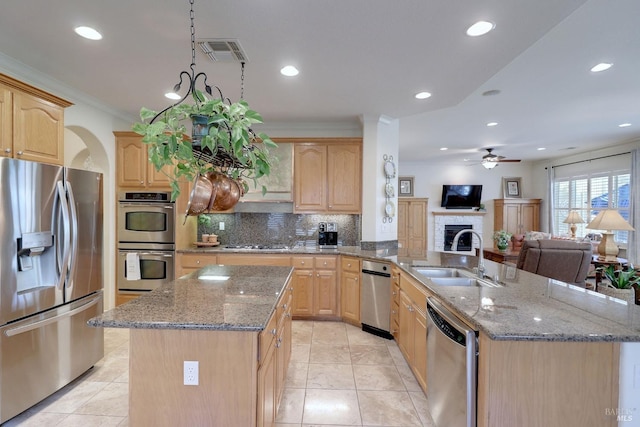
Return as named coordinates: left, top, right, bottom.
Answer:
left=118, top=203, right=174, bottom=209
left=119, top=251, right=174, bottom=257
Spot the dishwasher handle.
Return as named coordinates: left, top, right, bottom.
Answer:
left=361, top=269, right=391, bottom=278
left=427, top=296, right=476, bottom=347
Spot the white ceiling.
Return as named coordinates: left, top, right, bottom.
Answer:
left=0, top=0, right=638, bottom=164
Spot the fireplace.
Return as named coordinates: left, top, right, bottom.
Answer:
left=444, top=225, right=472, bottom=251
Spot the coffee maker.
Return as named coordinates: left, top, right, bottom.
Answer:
left=318, top=222, right=338, bottom=248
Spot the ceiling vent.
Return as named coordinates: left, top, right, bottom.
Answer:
left=197, top=39, right=248, bottom=62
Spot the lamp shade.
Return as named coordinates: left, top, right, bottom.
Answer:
left=563, top=210, right=585, bottom=224
left=586, top=209, right=634, bottom=231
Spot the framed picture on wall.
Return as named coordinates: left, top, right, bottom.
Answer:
left=399, top=176, right=414, bottom=197
left=502, top=177, right=522, bottom=198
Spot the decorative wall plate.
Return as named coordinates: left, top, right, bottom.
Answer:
left=385, top=182, right=395, bottom=197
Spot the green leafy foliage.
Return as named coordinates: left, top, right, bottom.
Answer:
left=598, top=265, right=640, bottom=289
left=132, top=90, right=276, bottom=201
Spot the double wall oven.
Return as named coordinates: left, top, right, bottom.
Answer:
left=117, top=192, right=175, bottom=294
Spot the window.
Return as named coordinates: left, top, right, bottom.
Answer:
left=553, top=161, right=630, bottom=243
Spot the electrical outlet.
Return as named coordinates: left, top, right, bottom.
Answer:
left=219, top=221, right=225, bottom=231
left=184, top=361, right=199, bottom=386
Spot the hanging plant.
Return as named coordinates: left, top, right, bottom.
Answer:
left=132, top=89, right=277, bottom=202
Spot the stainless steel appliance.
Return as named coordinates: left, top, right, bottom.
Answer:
left=318, top=222, right=338, bottom=248
left=0, top=158, right=104, bottom=424
left=426, top=296, right=478, bottom=427
left=117, top=191, right=175, bottom=244
left=360, top=260, right=393, bottom=339
left=117, top=191, right=175, bottom=293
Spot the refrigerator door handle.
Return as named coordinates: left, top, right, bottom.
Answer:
left=65, top=180, right=79, bottom=283
left=4, top=294, right=101, bottom=337
left=55, top=181, right=71, bottom=289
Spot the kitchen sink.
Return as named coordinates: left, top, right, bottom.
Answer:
left=413, top=268, right=467, bottom=278
left=428, top=276, right=501, bottom=288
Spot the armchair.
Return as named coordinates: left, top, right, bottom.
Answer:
left=516, top=239, right=593, bottom=287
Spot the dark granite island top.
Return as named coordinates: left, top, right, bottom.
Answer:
left=89, top=265, right=293, bottom=331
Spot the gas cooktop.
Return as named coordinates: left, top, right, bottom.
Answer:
left=223, top=244, right=290, bottom=251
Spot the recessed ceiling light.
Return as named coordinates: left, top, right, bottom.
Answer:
left=486, top=122, right=498, bottom=127
left=74, top=26, right=102, bottom=40
left=280, top=65, right=299, bottom=77
left=590, top=63, right=613, bottom=73
left=466, top=21, right=495, bottom=37
left=537, top=147, right=546, bottom=151
left=165, top=92, right=181, bottom=100
left=619, top=123, right=632, bottom=128
left=415, top=91, right=432, bottom=99
left=440, top=147, right=448, bottom=151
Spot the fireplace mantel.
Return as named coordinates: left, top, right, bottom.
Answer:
left=432, top=211, right=486, bottom=216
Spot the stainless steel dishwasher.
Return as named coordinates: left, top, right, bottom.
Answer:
left=426, top=296, right=478, bottom=427
left=360, top=260, right=393, bottom=339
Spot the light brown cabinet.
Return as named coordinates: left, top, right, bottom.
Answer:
left=291, top=256, right=338, bottom=318
left=397, top=272, right=429, bottom=392
left=390, top=266, right=401, bottom=339
left=0, top=74, right=71, bottom=166
left=115, top=131, right=172, bottom=190
left=494, top=198, right=541, bottom=237
left=293, top=140, right=362, bottom=213
left=397, top=198, right=428, bottom=257
left=176, top=253, right=219, bottom=277
left=340, top=256, right=361, bottom=325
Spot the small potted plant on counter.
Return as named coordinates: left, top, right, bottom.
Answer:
left=493, top=230, right=513, bottom=252
left=597, top=265, right=639, bottom=304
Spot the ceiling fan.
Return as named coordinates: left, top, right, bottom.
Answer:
left=480, top=148, right=521, bottom=169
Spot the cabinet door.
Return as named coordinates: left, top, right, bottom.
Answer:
left=412, top=307, right=428, bottom=392
left=314, top=270, right=338, bottom=316
left=397, top=291, right=414, bottom=363
left=257, top=340, right=277, bottom=427
left=520, top=203, right=540, bottom=233
left=503, top=204, right=521, bottom=236
left=292, top=269, right=314, bottom=317
left=13, top=91, right=64, bottom=165
left=117, top=135, right=147, bottom=188
left=341, top=270, right=360, bottom=324
left=327, top=144, right=361, bottom=213
left=0, top=84, right=11, bottom=158
left=407, top=200, right=427, bottom=257
left=146, top=159, right=172, bottom=188
left=294, top=144, right=326, bottom=212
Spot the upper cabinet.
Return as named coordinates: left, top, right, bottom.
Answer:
left=0, top=73, right=72, bottom=166
left=293, top=139, right=362, bottom=213
left=115, top=131, right=171, bottom=190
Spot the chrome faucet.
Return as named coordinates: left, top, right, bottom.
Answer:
left=451, top=229, right=485, bottom=278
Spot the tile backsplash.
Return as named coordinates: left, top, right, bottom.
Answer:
left=197, top=213, right=360, bottom=248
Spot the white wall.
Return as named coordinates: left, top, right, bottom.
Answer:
left=398, top=160, right=536, bottom=249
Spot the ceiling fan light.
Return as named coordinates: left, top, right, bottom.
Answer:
left=482, top=160, right=498, bottom=169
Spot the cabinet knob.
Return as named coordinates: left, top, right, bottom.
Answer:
left=271, top=328, right=277, bottom=335
left=316, top=273, right=320, bottom=277
left=323, top=261, right=327, bottom=266
left=16, top=151, right=23, bottom=156
left=3, top=148, right=10, bottom=153
left=282, top=303, right=287, bottom=309
left=196, top=260, right=200, bottom=264
left=300, top=261, right=305, bottom=265
left=392, top=291, right=397, bottom=296
left=355, top=278, right=358, bottom=282
left=347, top=263, right=351, bottom=267
left=308, top=273, right=312, bottom=277
left=140, top=180, right=144, bottom=184
left=276, top=342, right=281, bottom=348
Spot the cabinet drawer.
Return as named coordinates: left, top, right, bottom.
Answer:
left=218, top=254, right=291, bottom=266
left=315, top=256, right=336, bottom=270
left=292, top=256, right=314, bottom=269
left=259, top=312, right=278, bottom=364
left=400, top=275, right=429, bottom=311
left=392, top=282, right=400, bottom=305
left=179, top=253, right=217, bottom=268
left=340, top=256, right=360, bottom=273
left=277, top=290, right=293, bottom=322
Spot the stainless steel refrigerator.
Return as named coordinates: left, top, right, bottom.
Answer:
left=0, top=157, right=104, bottom=424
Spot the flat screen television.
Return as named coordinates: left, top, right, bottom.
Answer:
left=440, top=185, right=483, bottom=209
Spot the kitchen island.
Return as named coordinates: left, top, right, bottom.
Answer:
left=89, top=264, right=294, bottom=427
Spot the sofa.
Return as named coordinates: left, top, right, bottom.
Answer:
left=515, top=239, right=593, bottom=287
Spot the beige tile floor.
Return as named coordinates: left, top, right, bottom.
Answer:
left=3, top=321, right=435, bottom=427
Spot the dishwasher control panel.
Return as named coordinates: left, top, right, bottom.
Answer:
left=427, top=304, right=467, bottom=346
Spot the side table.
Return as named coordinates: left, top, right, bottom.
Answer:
left=480, top=247, right=520, bottom=264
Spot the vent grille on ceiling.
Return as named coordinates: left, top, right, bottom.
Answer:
left=197, top=39, right=248, bottom=62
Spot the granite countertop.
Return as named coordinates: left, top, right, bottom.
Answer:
left=88, top=265, right=293, bottom=332
left=179, top=245, right=640, bottom=342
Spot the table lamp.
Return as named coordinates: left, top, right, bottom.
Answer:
left=585, top=209, right=634, bottom=261
left=563, top=210, right=585, bottom=239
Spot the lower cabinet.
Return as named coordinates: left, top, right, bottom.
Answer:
left=176, top=253, right=218, bottom=277
left=397, top=273, right=428, bottom=392
left=291, top=256, right=338, bottom=318
left=340, top=256, right=361, bottom=325
left=258, top=281, right=292, bottom=427
left=390, top=266, right=401, bottom=339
